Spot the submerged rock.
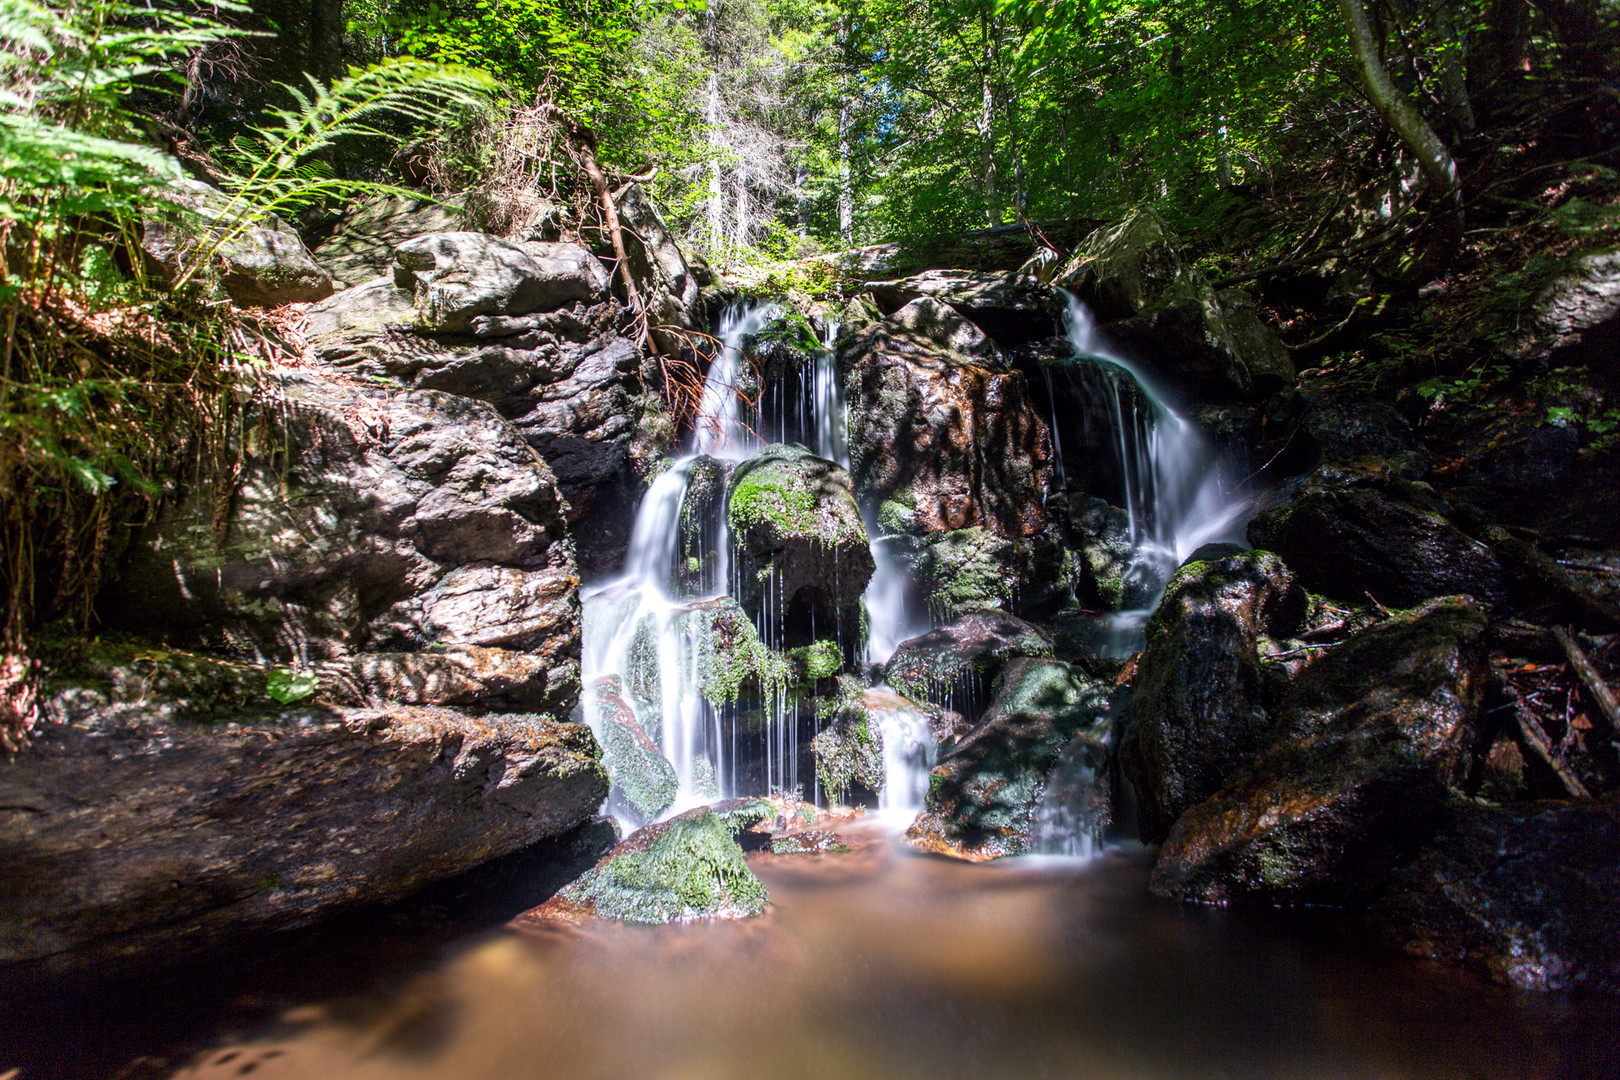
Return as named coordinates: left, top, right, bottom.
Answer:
left=527, top=805, right=768, bottom=925
left=0, top=702, right=607, bottom=972
left=1150, top=596, right=1491, bottom=905
left=885, top=610, right=1053, bottom=719
left=1120, top=550, right=1306, bottom=844
left=1369, top=796, right=1620, bottom=993
left=908, top=658, right=1111, bottom=860
left=1247, top=466, right=1506, bottom=607
left=727, top=444, right=874, bottom=638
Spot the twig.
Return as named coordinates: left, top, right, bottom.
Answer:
left=1557, top=561, right=1618, bottom=575
left=1553, top=626, right=1620, bottom=731
left=1265, top=642, right=1339, bottom=660
left=1504, top=679, right=1590, bottom=798
left=1364, top=591, right=1392, bottom=619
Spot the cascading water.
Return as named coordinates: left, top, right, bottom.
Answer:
left=582, top=304, right=931, bottom=823
left=1028, top=295, right=1249, bottom=857
left=1060, top=292, right=1249, bottom=649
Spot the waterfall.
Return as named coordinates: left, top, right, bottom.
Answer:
left=864, top=685, right=935, bottom=827
left=582, top=303, right=935, bottom=824
left=1061, top=292, right=1249, bottom=637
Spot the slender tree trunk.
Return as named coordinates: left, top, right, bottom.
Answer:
left=979, top=62, right=999, bottom=224
left=1429, top=0, right=1477, bottom=132
left=837, top=98, right=854, bottom=244
left=706, top=70, right=726, bottom=259
left=1338, top=0, right=1460, bottom=198
left=308, top=0, right=345, bottom=84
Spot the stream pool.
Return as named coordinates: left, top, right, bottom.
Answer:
left=6, top=823, right=1615, bottom=1080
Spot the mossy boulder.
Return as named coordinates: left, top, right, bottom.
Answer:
left=1069, top=497, right=1136, bottom=610
left=908, top=658, right=1111, bottom=861
left=891, top=525, right=1074, bottom=622
left=589, top=675, right=678, bottom=824
left=1118, top=549, right=1307, bottom=844
left=811, top=678, right=886, bottom=806
left=1150, top=596, right=1491, bottom=905
left=727, top=444, right=874, bottom=640
left=615, top=597, right=790, bottom=731
left=537, top=805, right=768, bottom=924
left=1056, top=207, right=1184, bottom=321
left=885, top=609, right=1053, bottom=721
left=1247, top=465, right=1506, bottom=608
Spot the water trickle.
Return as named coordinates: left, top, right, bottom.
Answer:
left=864, top=685, right=936, bottom=826
left=1060, top=292, right=1249, bottom=648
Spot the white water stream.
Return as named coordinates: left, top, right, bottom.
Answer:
left=584, top=294, right=1245, bottom=835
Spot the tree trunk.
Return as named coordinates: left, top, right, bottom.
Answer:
left=706, top=70, right=726, bottom=261
left=1429, top=0, right=1477, bottom=132
left=837, top=97, right=854, bottom=245
left=1338, top=0, right=1461, bottom=199
left=308, top=0, right=345, bottom=85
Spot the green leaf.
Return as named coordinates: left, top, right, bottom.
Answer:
left=266, top=668, right=320, bottom=705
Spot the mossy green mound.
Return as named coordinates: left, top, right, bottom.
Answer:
left=558, top=806, right=768, bottom=924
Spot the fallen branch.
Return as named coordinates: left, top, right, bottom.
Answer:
left=1448, top=504, right=1620, bottom=630
left=536, top=102, right=655, bottom=355
left=1553, top=626, right=1620, bottom=731
left=1503, top=679, right=1590, bottom=799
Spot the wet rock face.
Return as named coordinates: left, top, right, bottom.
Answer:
left=811, top=681, right=888, bottom=806
left=589, top=675, right=678, bottom=825
left=1247, top=466, right=1506, bottom=608
left=891, top=526, right=1074, bottom=622
left=100, top=373, right=581, bottom=717
left=524, top=803, right=770, bottom=925
left=141, top=179, right=334, bottom=306
left=726, top=444, right=873, bottom=640
left=1150, top=596, right=1491, bottom=905
left=1369, top=797, right=1620, bottom=994
left=847, top=297, right=1055, bottom=541
left=908, top=658, right=1111, bottom=861
left=1120, top=551, right=1306, bottom=844
left=0, top=704, right=607, bottom=972
left=305, top=233, right=656, bottom=530
left=885, top=610, right=1053, bottom=720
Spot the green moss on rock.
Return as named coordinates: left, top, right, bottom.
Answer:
left=557, top=806, right=767, bottom=924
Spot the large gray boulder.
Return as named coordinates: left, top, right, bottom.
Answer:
left=99, top=371, right=581, bottom=717
left=1247, top=465, right=1506, bottom=607
left=304, top=233, right=659, bottom=549
left=392, top=232, right=610, bottom=334
left=1056, top=207, right=1184, bottom=321
left=311, top=193, right=466, bottom=288
left=1, top=693, right=606, bottom=972
left=141, top=179, right=334, bottom=306
left=866, top=269, right=1061, bottom=345
left=1506, top=251, right=1620, bottom=363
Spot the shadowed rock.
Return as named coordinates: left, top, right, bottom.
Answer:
left=1150, top=596, right=1491, bottom=905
